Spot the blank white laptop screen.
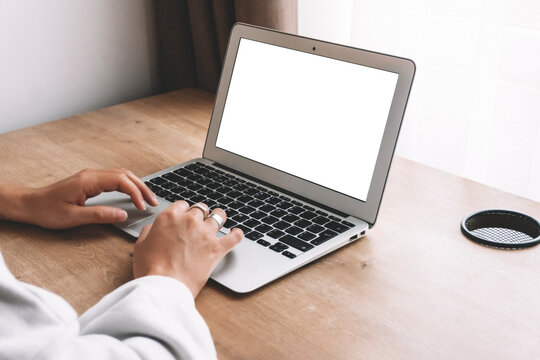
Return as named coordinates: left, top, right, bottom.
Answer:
left=216, top=38, right=399, bottom=202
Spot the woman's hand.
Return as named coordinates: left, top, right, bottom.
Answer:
left=133, top=201, right=243, bottom=298
left=0, top=168, right=158, bottom=229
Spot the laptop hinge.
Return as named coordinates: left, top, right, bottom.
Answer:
left=212, top=162, right=350, bottom=218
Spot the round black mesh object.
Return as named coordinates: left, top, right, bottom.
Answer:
left=461, top=210, right=540, bottom=249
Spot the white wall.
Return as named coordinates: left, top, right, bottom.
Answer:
left=0, top=0, right=157, bottom=134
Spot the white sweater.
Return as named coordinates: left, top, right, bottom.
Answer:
left=0, top=253, right=216, bottom=360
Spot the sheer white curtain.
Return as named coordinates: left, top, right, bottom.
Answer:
left=298, top=0, right=540, bottom=202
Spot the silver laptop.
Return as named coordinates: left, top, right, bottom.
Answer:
left=88, top=23, right=415, bottom=293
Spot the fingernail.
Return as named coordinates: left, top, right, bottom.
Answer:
left=116, top=209, right=128, bottom=221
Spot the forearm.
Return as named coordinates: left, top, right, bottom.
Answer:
left=0, top=184, right=32, bottom=223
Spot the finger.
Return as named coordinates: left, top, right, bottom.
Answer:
left=136, top=224, right=152, bottom=245
left=71, top=205, right=128, bottom=225
left=97, top=170, right=147, bottom=211
left=204, top=208, right=227, bottom=232
left=124, top=170, right=159, bottom=207
left=187, top=202, right=210, bottom=219
left=219, top=228, right=244, bottom=253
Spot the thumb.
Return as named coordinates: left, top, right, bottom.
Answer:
left=219, top=228, right=244, bottom=254
left=72, top=205, right=128, bottom=225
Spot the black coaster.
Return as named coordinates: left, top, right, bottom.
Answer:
left=461, top=209, right=540, bottom=249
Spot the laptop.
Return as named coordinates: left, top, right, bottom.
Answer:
left=88, top=23, right=415, bottom=293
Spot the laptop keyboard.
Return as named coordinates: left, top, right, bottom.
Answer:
left=144, top=162, right=355, bottom=259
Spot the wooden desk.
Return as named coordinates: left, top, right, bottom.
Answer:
left=1, top=89, right=539, bottom=359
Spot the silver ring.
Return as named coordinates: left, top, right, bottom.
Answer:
left=189, top=203, right=209, bottom=218
left=206, top=213, right=225, bottom=229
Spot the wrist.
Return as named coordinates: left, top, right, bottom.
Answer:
left=0, top=185, right=34, bottom=223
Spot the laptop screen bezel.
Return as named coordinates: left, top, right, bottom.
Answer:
left=203, top=23, right=415, bottom=226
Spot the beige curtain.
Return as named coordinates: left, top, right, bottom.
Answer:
left=155, top=0, right=298, bottom=93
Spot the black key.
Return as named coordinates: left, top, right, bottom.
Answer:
left=207, top=182, right=222, bottom=190
left=312, top=216, right=331, bottom=225
left=255, top=224, right=273, bottom=233
left=273, top=221, right=291, bottom=230
left=244, top=188, right=259, bottom=195
left=246, top=231, right=264, bottom=241
left=185, top=163, right=199, bottom=170
left=279, top=195, right=291, bottom=201
left=256, top=186, right=268, bottom=192
left=223, top=179, right=238, bottom=187
left=238, top=206, right=256, bottom=214
left=179, top=190, right=196, bottom=198
left=266, top=196, right=281, bottom=205
left=303, top=205, right=315, bottom=211
left=289, top=206, right=304, bottom=215
left=259, top=204, right=276, bottom=213
left=187, top=174, right=203, bottom=182
left=261, top=215, right=279, bottom=225
left=165, top=194, right=182, bottom=202
left=247, top=199, right=265, bottom=208
left=282, top=214, right=300, bottom=223
left=280, top=235, right=314, bottom=252
left=156, top=189, right=172, bottom=198
left=267, top=229, right=285, bottom=239
left=224, top=219, right=237, bottom=228
left=307, top=224, right=325, bottom=233
left=171, top=186, right=186, bottom=194
left=233, top=214, right=249, bottom=223
left=270, top=209, right=287, bottom=218
left=291, top=200, right=303, bottom=206
left=329, top=215, right=341, bottom=222
left=311, top=229, right=338, bottom=245
left=205, top=200, right=217, bottom=208
left=244, top=219, right=261, bottom=228
left=234, top=184, right=248, bottom=191
left=198, top=178, right=213, bottom=186
left=285, top=226, right=303, bottom=236
left=150, top=177, right=168, bottom=185
left=298, top=232, right=316, bottom=241
left=174, top=178, right=191, bottom=187
left=229, top=202, right=244, bottom=209
left=215, top=186, right=232, bottom=194
left=236, top=178, right=247, bottom=183
left=257, top=239, right=271, bottom=247
left=282, top=251, right=296, bottom=259
left=190, top=195, right=205, bottom=203
left=269, top=242, right=289, bottom=252
left=267, top=191, right=279, bottom=196
left=224, top=209, right=238, bottom=218
left=207, top=192, right=222, bottom=200
left=147, top=184, right=160, bottom=192
left=300, top=211, right=317, bottom=220
left=250, top=211, right=267, bottom=220
left=184, top=199, right=195, bottom=206
left=325, top=221, right=349, bottom=234
left=255, top=192, right=271, bottom=200
left=173, top=168, right=192, bottom=177
left=216, top=196, right=233, bottom=205
left=163, top=173, right=183, bottom=182
left=237, top=195, right=254, bottom=203
left=161, top=181, right=177, bottom=189
left=342, top=220, right=355, bottom=228
left=197, top=188, right=213, bottom=196
left=316, top=210, right=328, bottom=216
left=276, top=201, right=293, bottom=210
left=294, top=219, right=312, bottom=228
left=227, top=190, right=243, bottom=199
left=186, top=183, right=202, bottom=191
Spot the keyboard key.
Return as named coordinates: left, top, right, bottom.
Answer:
left=163, top=173, right=183, bottom=182
left=207, top=182, right=222, bottom=190
left=316, top=210, right=328, bottom=216
left=267, top=229, right=285, bottom=239
left=216, top=196, right=233, bottom=205
left=282, top=214, right=300, bottom=223
left=246, top=231, right=264, bottom=241
left=229, top=202, right=243, bottom=209
left=279, top=195, right=291, bottom=201
left=238, top=206, right=256, bottom=214
left=307, top=224, right=325, bottom=233
left=187, top=174, right=203, bottom=182
left=257, top=239, right=271, bottom=247
left=233, top=214, right=249, bottom=223
left=259, top=204, right=276, bottom=213
left=161, top=181, right=177, bottom=189
left=207, top=192, right=222, bottom=200
left=266, top=197, right=281, bottom=205
left=190, top=194, right=205, bottom=203
left=298, top=232, right=316, bottom=241
left=224, top=209, right=238, bottom=218
left=311, top=229, right=338, bottom=245
left=244, top=219, right=261, bottom=228
left=303, top=205, right=315, bottom=211
left=237, top=195, right=253, bottom=203
left=150, top=177, right=168, bottom=185
left=234, top=184, right=249, bottom=191
left=255, top=224, right=273, bottom=233
left=285, top=226, right=303, bottom=236
left=267, top=191, right=279, bottom=196
left=312, top=216, right=331, bottom=225
left=299, top=211, right=317, bottom=220
left=289, top=206, right=304, bottom=215
left=173, top=168, right=192, bottom=177
left=329, top=215, right=341, bottom=222
left=197, top=188, right=213, bottom=196
left=186, top=183, right=202, bottom=191
left=255, top=192, right=271, bottom=200
left=269, top=242, right=288, bottom=252
left=280, top=235, right=314, bottom=252
left=247, top=199, right=265, bottom=208
left=342, top=220, right=355, bottom=228
left=276, top=201, right=293, bottom=209
left=215, top=186, right=232, bottom=194
left=198, top=178, right=213, bottom=186
left=165, top=194, right=182, bottom=202
left=273, top=221, right=291, bottom=230
left=205, top=200, right=217, bottom=208
left=156, top=189, right=172, bottom=198
left=325, top=221, right=349, bottom=234
left=227, top=190, right=243, bottom=199
left=270, top=209, right=287, bottom=218
left=250, top=211, right=267, bottom=220
left=282, top=251, right=296, bottom=259
left=294, top=219, right=312, bottom=228
left=179, top=190, right=196, bottom=198
left=236, top=224, right=252, bottom=234
left=244, top=188, right=259, bottom=195
left=261, top=215, right=279, bottom=225
left=224, top=219, right=237, bottom=228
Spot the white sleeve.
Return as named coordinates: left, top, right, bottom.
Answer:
left=0, top=253, right=216, bottom=360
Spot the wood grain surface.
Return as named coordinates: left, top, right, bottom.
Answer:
left=1, top=88, right=539, bottom=359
